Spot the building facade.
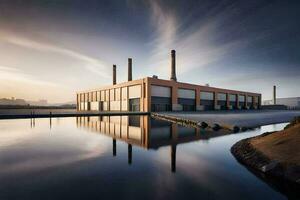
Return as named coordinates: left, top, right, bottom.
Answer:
left=76, top=50, right=261, bottom=112
left=77, top=77, right=261, bottom=112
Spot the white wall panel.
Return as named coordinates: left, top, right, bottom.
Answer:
left=217, top=93, right=226, bottom=101
left=151, top=85, right=171, bottom=97
left=103, top=102, right=108, bottom=111
left=200, top=91, right=214, bottom=100
left=121, top=100, right=128, bottom=111
left=122, top=87, right=128, bottom=100
left=80, top=102, right=85, bottom=110
left=247, top=96, right=253, bottom=103
left=178, top=89, right=195, bottom=99
left=129, top=85, right=141, bottom=99
left=90, top=102, right=99, bottom=110
left=229, top=94, right=236, bottom=101
left=239, top=95, right=245, bottom=102
left=110, top=101, right=121, bottom=111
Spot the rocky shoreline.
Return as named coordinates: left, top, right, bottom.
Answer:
left=231, top=120, right=300, bottom=185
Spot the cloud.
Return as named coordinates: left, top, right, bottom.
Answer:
left=1, top=33, right=111, bottom=78
left=146, top=1, right=251, bottom=77
left=0, top=65, right=58, bottom=87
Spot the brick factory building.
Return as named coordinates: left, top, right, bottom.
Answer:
left=77, top=50, right=261, bottom=112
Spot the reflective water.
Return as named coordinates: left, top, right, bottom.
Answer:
left=0, top=116, right=295, bottom=200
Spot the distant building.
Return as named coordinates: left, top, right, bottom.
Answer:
left=28, top=99, right=48, bottom=106
left=77, top=50, right=261, bottom=112
left=0, top=98, right=27, bottom=106
left=263, top=97, right=300, bottom=109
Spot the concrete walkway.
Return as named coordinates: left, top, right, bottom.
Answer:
left=159, top=110, right=300, bottom=128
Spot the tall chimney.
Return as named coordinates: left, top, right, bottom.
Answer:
left=273, top=85, right=276, bottom=105
left=113, top=65, right=116, bottom=85
left=170, top=50, right=177, bottom=81
left=128, top=58, right=132, bottom=81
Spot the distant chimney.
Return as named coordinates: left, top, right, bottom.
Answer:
left=128, top=58, right=132, bottom=81
left=113, top=65, right=116, bottom=85
left=170, top=50, right=177, bottom=81
left=273, top=85, right=276, bottom=105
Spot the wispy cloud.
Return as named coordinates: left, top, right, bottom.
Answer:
left=1, top=34, right=111, bottom=78
left=0, top=65, right=58, bottom=87
left=146, top=1, right=250, bottom=77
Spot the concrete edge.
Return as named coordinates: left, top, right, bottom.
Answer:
left=0, top=112, right=150, bottom=120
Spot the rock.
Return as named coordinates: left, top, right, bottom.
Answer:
left=241, top=127, right=248, bottom=132
left=212, top=123, right=221, bottom=131
left=199, top=122, right=208, bottom=129
left=261, top=161, right=279, bottom=172
left=233, top=126, right=240, bottom=133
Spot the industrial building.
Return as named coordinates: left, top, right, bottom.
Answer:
left=262, top=86, right=300, bottom=109
left=263, top=97, right=300, bottom=109
left=77, top=50, right=261, bottom=112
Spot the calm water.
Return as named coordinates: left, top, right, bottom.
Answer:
left=0, top=116, right=294, bottom=200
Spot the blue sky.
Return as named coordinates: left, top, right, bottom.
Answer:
left=0, top=0, right=299, bottom=102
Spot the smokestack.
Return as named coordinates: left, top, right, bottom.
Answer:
left=170, top=50, right=177, bottom=81
left=273, top=85, right=276, bottom=105
left=128, top=58, right=132, bottom=81
left=113, top=65, right=116, bottom=85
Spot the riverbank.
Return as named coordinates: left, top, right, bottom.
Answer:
left=231, top=117, right=300, bottom=184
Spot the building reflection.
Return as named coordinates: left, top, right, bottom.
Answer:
left=76, top=115, right=230, bottom=172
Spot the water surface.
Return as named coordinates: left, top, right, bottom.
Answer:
left=0, top=116, right=292, bottom=199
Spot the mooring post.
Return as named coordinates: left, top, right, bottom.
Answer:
left=33, top=111, right=35, bottom=127
left=50, top=111, right=52, bottom=129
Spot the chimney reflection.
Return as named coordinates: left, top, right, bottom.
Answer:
left=76, top=115, right=231, bottom=172
left=128, top=144, right=132, bottom=165
left=171, top=144, right=176, bottom=173
left=113, top=139, right=116, bottom=156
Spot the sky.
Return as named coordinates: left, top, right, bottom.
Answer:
left=0, top=0, right=299, bottom=103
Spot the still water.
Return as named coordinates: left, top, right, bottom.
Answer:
left=0, top=116, right=293, bottom=200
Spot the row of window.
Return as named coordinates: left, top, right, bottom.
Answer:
left=78, top=85, right=144, bottom=103
left=151, top=85, right=259, bottom=102
left=78, top=87, right=127, bottom=102
left=199, top=92, right=258, bottom=102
